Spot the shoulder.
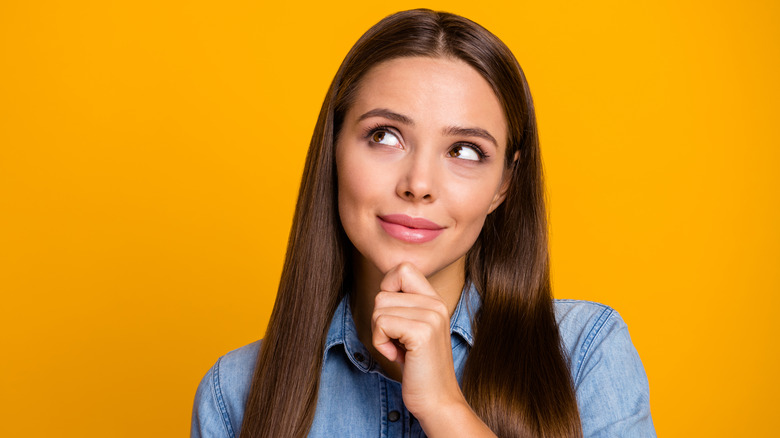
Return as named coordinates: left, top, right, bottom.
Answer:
left=553, top=299, right=623, bottom=380
left=191, top=340, right=262, bottom=438
left=553, top=299, right=656, bottom=437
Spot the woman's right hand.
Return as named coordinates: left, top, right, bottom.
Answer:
left=371, top=262, right=496, bottom=437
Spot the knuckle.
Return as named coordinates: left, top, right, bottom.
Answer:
left=421, top=324, right=435, bottom=341
left=374, top=292, right=389, bottom=307
left=397, top=262, right=415, bottom=275
left=433, top=301, right=448, bottom=316
left=432, top=314, right=448, bottom=331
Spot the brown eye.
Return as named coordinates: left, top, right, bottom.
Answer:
left=369, top=129, right=400, bottom=146
left=448, top=145, right=481, bottom=161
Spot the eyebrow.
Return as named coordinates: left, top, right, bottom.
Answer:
left=357, top=107, right=498, bottom=147
left=442, top=126, right=498, bottom=147
left=357, top=108, right=414, bottom=125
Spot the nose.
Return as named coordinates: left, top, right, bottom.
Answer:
left=396, top=150, right=437, bottom=203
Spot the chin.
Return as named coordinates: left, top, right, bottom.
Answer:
left=374, top=252, right=455, bottom=278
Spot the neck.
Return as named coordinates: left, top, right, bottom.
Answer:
left=349, top=253, right=466, bottom=381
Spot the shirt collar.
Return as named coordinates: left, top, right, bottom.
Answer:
left=324, top=282, right=480, bottom=370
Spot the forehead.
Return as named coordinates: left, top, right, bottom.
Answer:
left=348, top=56, right=508, bottom=150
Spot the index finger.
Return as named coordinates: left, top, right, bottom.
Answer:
left=379, top=262, right=440, bottom=298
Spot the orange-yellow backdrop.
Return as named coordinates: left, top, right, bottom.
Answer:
left=1, top=1, right=778, bottom=436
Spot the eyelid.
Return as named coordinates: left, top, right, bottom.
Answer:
left=364, top=122, right=396, bottom=135
left=364, top=123, right=403, bottom=144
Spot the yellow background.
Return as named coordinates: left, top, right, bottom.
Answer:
left=1, top=1, right=777, bottom=436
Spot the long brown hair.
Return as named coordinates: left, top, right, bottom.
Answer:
left=240, top=9, right=582, bottom=438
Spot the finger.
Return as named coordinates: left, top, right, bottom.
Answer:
left=372, top=314, right=434, bottom=354
left=373, top=290, right=445, bottom=312
left=380, top=262, right=440, bottom=298
left=372, top=306, right=447, bottom=330
left=372, top=314, right=407, bottom=363
left=375, top=338, right=403, bottom=363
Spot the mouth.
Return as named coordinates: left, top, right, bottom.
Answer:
left=377, top=214, right=445, bottom=243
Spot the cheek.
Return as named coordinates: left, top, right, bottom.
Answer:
left=443, top=176, right=502, bottom=244
left=448, top=176, right=501, bottom=221
left=451, top=196, right=491, bottom=240
left=336, top=151, right=387, bottom=231
left=338, top=159, right=368, bottom=210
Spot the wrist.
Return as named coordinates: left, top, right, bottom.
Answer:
left=415, top=396, right=496, bottom=438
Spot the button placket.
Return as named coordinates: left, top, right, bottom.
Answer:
left=384, top=378, right=405, bottom=437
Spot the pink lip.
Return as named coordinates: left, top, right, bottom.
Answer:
left=378, top=214, right=444, bottom=243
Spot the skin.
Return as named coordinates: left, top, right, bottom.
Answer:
left=335, top=56, right=511, bottom=437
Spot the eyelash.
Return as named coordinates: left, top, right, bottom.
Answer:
left=363, top=123, right=490, bottom=161
left=362, top=123, right=397, bottom=141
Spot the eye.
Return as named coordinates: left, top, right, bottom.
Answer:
left=448, top=144, right=484, bottom=161
left=369, top=129, right=400, bottom=147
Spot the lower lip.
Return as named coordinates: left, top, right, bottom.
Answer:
left=378, top=218, right=444, bottom=243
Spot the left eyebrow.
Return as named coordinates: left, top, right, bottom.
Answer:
left=442, top=126, right=498, bottom=147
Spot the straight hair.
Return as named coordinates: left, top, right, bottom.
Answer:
left=240, top=9, right=582, bottom=438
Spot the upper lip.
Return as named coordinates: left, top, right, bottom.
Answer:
left=379, top=214, right=444, bottom=230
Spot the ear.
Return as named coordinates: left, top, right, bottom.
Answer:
left=487, top=151, right=520, bottom=214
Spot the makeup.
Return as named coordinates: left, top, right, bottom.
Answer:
left=378, top=214, right=444, bottom=243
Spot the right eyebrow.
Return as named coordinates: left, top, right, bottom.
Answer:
left=357, top=108, right=415, bottom=126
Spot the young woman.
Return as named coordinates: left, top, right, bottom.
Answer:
left=192, top=9, right=655, bottom=438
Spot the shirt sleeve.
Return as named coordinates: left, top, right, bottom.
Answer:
left=572, top=309, right=656, bottom=438
left=191, top=359, right=236, bottom=438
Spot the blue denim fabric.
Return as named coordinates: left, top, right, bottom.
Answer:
left=192, top=285, right=655, bottom=437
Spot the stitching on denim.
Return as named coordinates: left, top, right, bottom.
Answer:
left=451, top=284, right=476, bottom=346
left=342, top=300, right=372, bottom=373
left=212, top=356, right=236, bottom=438
left=380, top=378, right=388, bottom=438
left=450, top=303, right=473, bottom=346
left=450, top=290, right=464, bottom=331
left=574, top=306, right=614, bottom=384
left=556, top=298, right=611, bottom=309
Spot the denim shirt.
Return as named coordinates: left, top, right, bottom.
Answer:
left=192, top=285, right=655, bottom=437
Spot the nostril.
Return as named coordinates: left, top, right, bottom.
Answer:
left=402, top=190, right=433, bottom=201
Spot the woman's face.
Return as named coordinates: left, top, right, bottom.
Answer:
left=336, top=56, right=510, bottom=279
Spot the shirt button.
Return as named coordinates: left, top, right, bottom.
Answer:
left=354, top=352, right=365, bottom=362
left=388, top=410, right=400, bottom=422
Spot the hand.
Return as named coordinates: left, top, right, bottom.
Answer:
left=371, top=262, right=498, bottom=437
left=371, top=262, right=464, bottom=419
